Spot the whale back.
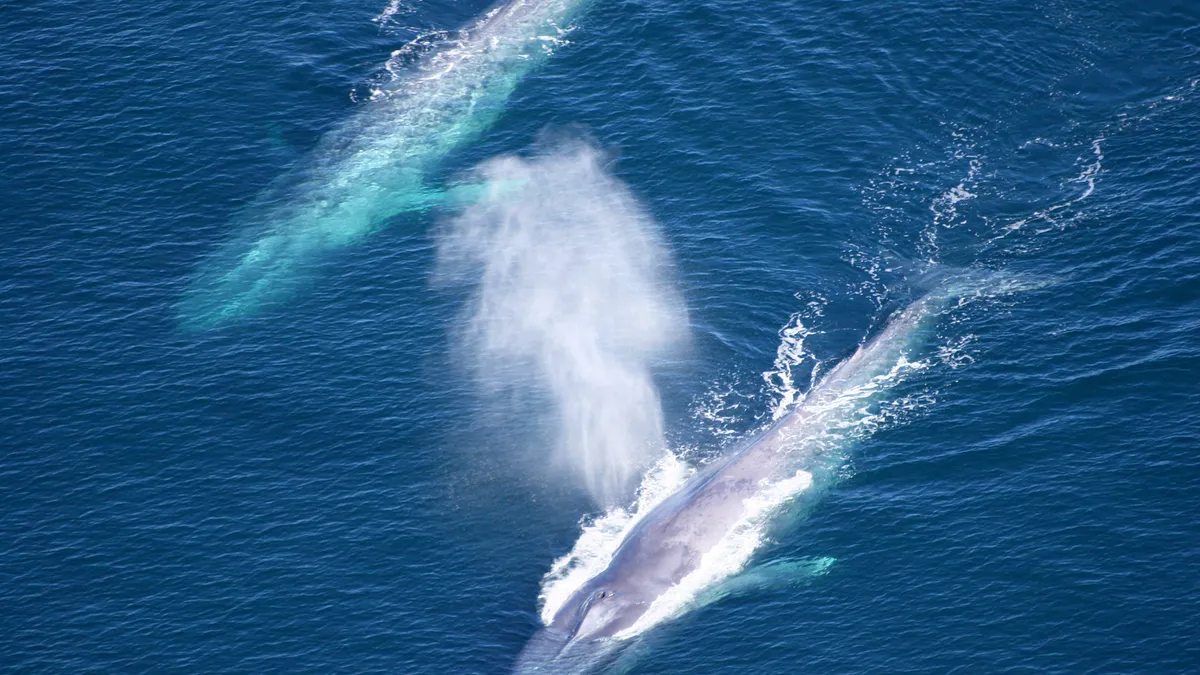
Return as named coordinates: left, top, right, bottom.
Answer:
left=546, top=293, right=947, bottom=642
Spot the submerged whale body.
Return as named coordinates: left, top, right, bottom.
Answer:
left=180, top=0, right=589, bottom=329
left=515, top=288, right=961, bottom=673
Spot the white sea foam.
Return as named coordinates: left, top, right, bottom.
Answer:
left=762, top=294, right=826, bottom=420
left=990, top=136, right=1104, bottom=240
left=930, top=161, right=981, bottom=229
left=690, top=378, right=755, bottom=439
left=921, top=138, right=982, bottom=260
left=372, top=0, right=411, bottom=26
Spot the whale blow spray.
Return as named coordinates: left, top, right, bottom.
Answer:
left=436, top=142, right=688, bottom=505
left=181, top=0, right=590, bottom=329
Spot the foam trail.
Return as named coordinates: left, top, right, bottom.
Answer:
left=985, top=137, right=1105, bottom=245
left=436, top=142, right=688, bottom=505
left=180, top=0, right=590, bottom=329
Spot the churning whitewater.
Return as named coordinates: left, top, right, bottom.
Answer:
left=180, top=0, right=589, bottom=329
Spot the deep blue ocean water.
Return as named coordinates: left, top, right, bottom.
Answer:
left=3, top=0, right=1199, bottom=672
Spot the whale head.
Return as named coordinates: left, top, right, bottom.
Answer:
left=550, top=571, right=654, bottom=641
left=513, top=574, right=651, bottom=673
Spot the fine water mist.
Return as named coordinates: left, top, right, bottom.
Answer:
left=436, top=141, right=688, bottom=505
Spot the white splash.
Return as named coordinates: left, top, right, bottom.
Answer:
left=930, top=160, right=981, bottom=228
left=372, top=0, right=411, bottom=26
left=762, top=294, right=827, bottom=419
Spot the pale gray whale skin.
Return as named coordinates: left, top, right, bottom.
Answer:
left=180, top=0, right=590, bottom=329
left=514, top=289, right=954, bottom=673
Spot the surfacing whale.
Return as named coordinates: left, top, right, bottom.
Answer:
left=514, top=287, right=960, bottom=673
left=180, top=0, right=590, bottom=329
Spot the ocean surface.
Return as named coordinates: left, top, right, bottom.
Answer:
left=3, top=0, right=1199, bottom=672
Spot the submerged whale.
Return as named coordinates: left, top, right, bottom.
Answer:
left=180, top=0, right=590, bottom=329
left=515, top=287, right=959, bottom=672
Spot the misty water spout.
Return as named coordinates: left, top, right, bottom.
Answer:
left=436, top=142, right=688, bottom=504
